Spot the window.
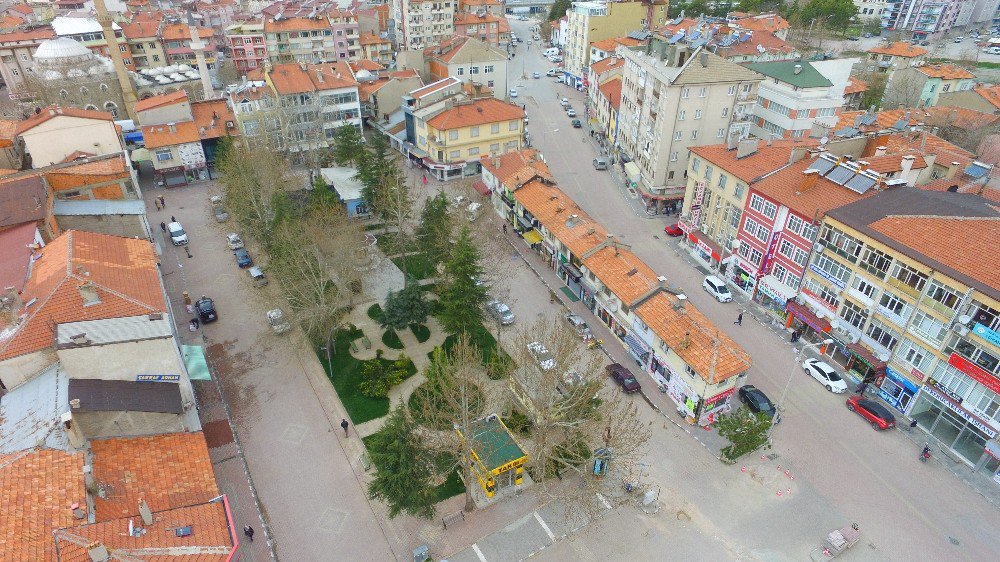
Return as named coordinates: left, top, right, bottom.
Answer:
left=456, top=67, right=464, bottom=75
left=820, top=225, right=863, bottom=262
left=470, top=126, right=479, bottom=137
left=681, top=87, right=690, bottom=98
left=772, top=263, right=788, bottom=282
left=879, top=290, right=911, bottom=319
left=816, top=107, right=836, bottom=117
left=779, top=239, right=795, bottom=258
left=155, top=149, right=173, bottom=162
left=11, top=68, right=18, bottom=76
left=786, top=215, right=803, bottom=235
left=749, top=193, right=766, bottom=214
left=690, top=130, right=698, bottom=140
left=729, top=207, right=742, bottom=228
left=59, top=89, right=68, bottom=98
left=925, top=279, right=961, bottom=312
left=704, top=165, right=713, bottom=184
left=841, top=300, right=869, bottom=329
left=744, top=217, right=760, bottom=236
left=866, top=319, right=900, bottom=351
left=153, top=55, right=160, bottom=62
left=909, top=309, right=948, bottom=345
left=449, top=149, right=461, bottom=158
left=678, top=110, right=686, bottom=120
left=692, top=158, right=700, bottom=173
left=860, top=246, right=892, bottom=278
left=889, top=262, right=928, bottom=292
left=698, top=87, right=706, bottom=97
left=674, top=130, right=682, bottom=140
left=694, top=109, right=702, bottom=119
left=786, top=273, right=801, bottom=290
left=467, top=147, right=479, bottom=156
left=670, top=151, right=678, bottom=161
left=80, top=86, right=89, bottom=95
left=897, top=338, right=933, bottom=372
left=749, top=248, right=763, bottom=265
left=851, top=276, right=878, bottom=300
left=761, top=200, right=777, bottom=219
left=509, top=121, right=518, bottom=131
left=484, top=65, right=494, bottom=73
left=491, top=123, right=500, bottom=134
left=469, top=66, right=479, bottom=74
left=805, top=277, right=840, bottom=309
left=722, top=107, right=729, bottom=117
left=734, top=183, right=745, bottom=198
left=728, top=85, right=736, bottom=95
left=754, top=223, right=769, bottom=243
left=448, top=130, right=459, bottom=140
left=490, top=143, right=500, bottom=152
left=718, top=175, right=727, bottom=189
left=717, top=128, right=725, bottom=138
left=813, top=253, right=851, bottom=285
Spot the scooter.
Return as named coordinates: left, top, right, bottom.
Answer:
left=919, top=445, right=931, bottom=463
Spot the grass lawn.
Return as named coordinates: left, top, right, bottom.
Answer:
left=439, top=324, right=508, bottom=368
left=410, top=323, right=431, bottom=343
left=316, top=328, right=416, bottom=424
left=367, top=303, right=383, bottom=321
left=362, top=429, right=465, bottom=503
left=382, top=328, right=404, bottom=349
left=393, top=252, right=437, bottom=281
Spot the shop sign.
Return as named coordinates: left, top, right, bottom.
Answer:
left=808, top=263, right=846, bottom=289
left=756, top=278, right=784, bottom=305
left=704, top=386, right=735, bottom=406
left=972, top=322, right=1000, bottom=348
left=696, top=238, right=717, bottom=260
left=758, top=231, right=781, bottom=277
left=884, top=365, right=918, bottom=393
left=492, top=457, right=526, bottom=475
left=689, top=181, right=706, bottom=227
left=136, top=374, right=180, bottom=382
left=948, top=353, right=1000, bottom=395
left=923, top=385, right=997, bottom=438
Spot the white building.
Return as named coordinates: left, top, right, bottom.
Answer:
left=392, top=0, right=455, bottom=50
left=747, top=59, right=857, bottom=140
left=561, top=1, right=661, bottom=90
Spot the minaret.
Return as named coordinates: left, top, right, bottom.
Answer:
left=188, top=13, right=215, bottom=100
left=93, top=0, right=139, bottom=120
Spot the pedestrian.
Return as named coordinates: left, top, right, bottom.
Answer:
left=243, top=525, right=254, bottom=541
left=341, top=418, right=349, bottom=436
left=154, top=199, right=161, bottom=211
left=160, top=221, right=166, bottom=232
left=734, top=311, right=743, bottom=326
left=170, top=215, right=176, bottom=223
left=502, top=223, right=508, bottom=234
left=157, top=195, right=165, bottom=208
left=857, top=382, right=868, bottom=395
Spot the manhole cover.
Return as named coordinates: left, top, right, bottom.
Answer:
left=767, top=453, right=779, bottom=460
left=676, top=510, right=691, bottom=522
left=948, top=536, right=960, bottom=546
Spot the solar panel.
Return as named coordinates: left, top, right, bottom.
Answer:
left=964, top=162, right=990, bottom=178
left=859, top=114, right=878, bottom=126
left=834, top=126, right=859, bottom=138
left=891, top=118, right=909, bottom=131
left=826, top=165, right=856, bottom=186
left=668, top=32, right=684, bottom=44
left=809, top=157, right=837, bottom=175
left=845, top=174, right=877, bottom=194
left=689, top=30, right=702, bottom=41
left=740, top=33, right=751, bottom=42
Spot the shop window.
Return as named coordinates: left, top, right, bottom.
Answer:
left=933, top=363, right=974, bottom=399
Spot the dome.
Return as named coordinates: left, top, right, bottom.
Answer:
left=34, top=37, right=93, bottom=61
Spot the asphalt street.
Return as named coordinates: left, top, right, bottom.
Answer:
left=502, top=18, right=1000, bottom=561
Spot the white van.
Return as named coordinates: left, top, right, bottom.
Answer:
left=544, top=47, right=559, bottom=57
left=167, top=222, right=188, bottom=246
left=702, top=275, right=733, bottom=303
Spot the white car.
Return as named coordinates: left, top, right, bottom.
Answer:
left=509, top=89, right=519, bottom=98
left=167, top=221, right=188, bottom=246
left=702, top=275, right=733, bottom=303
left=549, top=55, right=563, bottom=62
left=803, top=358, right=848, bottom=393
left=527, top=341, right=556, bottom=370
left=566, top=108, right=577, bottom=117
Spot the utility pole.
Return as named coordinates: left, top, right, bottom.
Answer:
left=93, top=0, right=138, bottom=120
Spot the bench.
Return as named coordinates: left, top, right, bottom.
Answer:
left=359, top=452, right=372, bottom=472
left=442, top=510, right=465, bottom=529
left=350, top=340, right=360, bottom=353
left=362, top=336, right=372, bottom=350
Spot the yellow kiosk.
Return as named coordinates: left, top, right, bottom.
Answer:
left=460, top=415, right=528, bottom=499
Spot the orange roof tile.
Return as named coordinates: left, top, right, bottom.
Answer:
left=867, top=41, right=928, bottom=58
left=454, top=12, right=503, bottom=26
left=583, top=245, right=659, bottom=305
left=636, top=292, right=752, bottom=382
left=860, top=152, right=928, bottom=175
left=590, top=55, right=624, bottom=74
left=142, top=120, right=200, bottom=148
left=9, top=3, right=33, bottom=15
left=264, top=16, right=331, bottom=32
left=0, top=14, right=25, bottom=28
left=512, top=179, right=607, bottom=257
left=89, top=432, right=219, bottom=521
left=160, top=22, right=213, bottom=41
left=733, top=13, right=789, bottom=33
left=359, top=31, right=389, bottom=45
left=869, top=216, right=1000, bottom=291
left=753, top=157, right=875, bottom=219
left=843, top=76, right=868, bottom=96
left=120, top=20, right=160, bottom=39
left=717, top=31, right=797, bottom=58
left=689, top=139, right=818, bottom=184
left=134, top=89, right=189, bottom=113
left=426, top=97, right=524, bottom=131
left=590, top=36, right=644, bottom=52
left=836, top=107, right=999, bottom=133
left=0, top=27, right=55, bottom=43
left=480, top=148, right=552, bottom=188
left=0, top=449, right=87, bottom=561
left=0, top=230, right=165, bottom=360
left=598, top=77, right=622, bottom=111
left=0, top=118, right=16, bottom=147
left=44, top=153, right=130, bottom=190
left=16, top=106, right=113, bottom=135
left=191, top=99, right=238, bottom=140
left=913, top=63, right=974, bottom=80
left=879, top=130, right=975, bottom=162
left=972, top=85, right=1000, bottom=110
left=268, top=61, right=357, bottom=95
left=350, top=58, right=385, bottom=72
left=59, top=150, right=96, bottom=163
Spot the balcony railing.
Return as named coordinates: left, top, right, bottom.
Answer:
left=885, top=276, right=922, bottom=299
left=919, top=296, right=958, bottom=318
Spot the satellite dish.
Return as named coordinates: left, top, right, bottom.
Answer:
left=877, top=351, right=891, bottom=362
left=958, top=315, right=972, bottom=325
left=820, top=136, right=829, bottom=145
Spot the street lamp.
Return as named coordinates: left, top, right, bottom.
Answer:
left=769, top=338, right=834, bottom=438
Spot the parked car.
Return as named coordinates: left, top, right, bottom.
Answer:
left=802, top=358, right=848, bottom=393
left=546, top=69, right=558, bottom=76
left=527, top=341, right=556, bottom=370
left=606, top=363, right=641, bottom=393
left=166, top=222, right=187, bottom=246
left=565, top=313, right=593, bottom=340
left=664, top=223, right=683, bottom=237
left=486, top=300, right=515, bottom=325
left=509, top=89, right=519, bottom=98
left=195, top=296, right=218, bottom=323
left=532, top=71, right=540, bottom=78
left=739, top=385, right=777, bottom=419
left=702, top=275, right=733, bottom=303
left=566, top=109, right=577, bottom=117
left=571, top=119, right=582, bottom=128
left=560, top=97, right=570, bottom=107
left=234, top=247, right=253, bottom=268
left=592, top=157, right=608, bottom=170
left=226, top=233, right=244, bottom=250
left=846, top=395, right=896, bottom=430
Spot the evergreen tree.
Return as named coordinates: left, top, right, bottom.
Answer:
left=716, top=406, right=773, bottom=461
left=415, top=191, right=454, bottom=270
left=332, top=124, right=365, bottom=166
left=366, top=408, right=439, bottom=519
left=438, top=227, right=488, bottom=334
left=381, top=283, right=432, bottom=330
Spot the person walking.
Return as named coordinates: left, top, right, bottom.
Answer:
left=160, top=221, right=166, bottom=232
left=154, top=199, right=161, bottom=211
left=157, top=195, right=165, bottom=209
left=170, top=215, right=176, bottom=223
left=857, top=382, right=868, bottom=395
left=243, top=525, right=254, bottom=541
left=734, top=311, right=743, bottom=326
left=340, top=418, right=349, bottom=437
left=502, top=223, right=508, bottom=234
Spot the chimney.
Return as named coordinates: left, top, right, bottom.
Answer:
left=726, top=131, right=739, bottom=150
left=736, top=138, right=758, bottom=159
left=77, top=281, right=100, bottom=306
left=138, top=499, right=153, bottom=525
left=900, top=155, right=915, bottom=183
left=299, top=61, right=307, bottom=71
left=789, top=146, right=808, bottom=164
left=316, top=69, right=324, bottom=83
left=167, top=122, right=177, bottom=133
left=797, top=169, right=820, bottom=194
left=875, top=145, right=887, bottom=157
left=87, top=542, right=110, bottom=562
left=794, top=64, right=802, bottom=75
left=71, top=502, right=86, bottom=519
left=699, top=51, right=708, bottom=67
left=61, top=411, right=84, bottom=448
left=945, top=161, right=961, bottom=179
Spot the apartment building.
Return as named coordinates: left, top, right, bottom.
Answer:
left=617, top=41, right=762, bottom=213
left=748, top=59, right=856, bottom=140
left=881, top=0, right=963, bottom=38
left=730, top=13, right=790, bottom=40
left=886, top=63, right=976, bottom=107
left=595, top=76, right=622, bottom=143
left=359, top=31, right=392, bottom=64
left=588, top=35, right=645, bottom=65
left=866, top=41, right=928, bottom=74
left=393, top=0, right=455, bottom=51
left=413, top=96, right=524, bottom=179
left=562, top=1, right=663, bottom=89
left=264, top=14, right=359, bottom=64
left=938, top=84, right=1000, bottom=113
left=453, top=11, right=507, bottom=48
left=798, top=188, right=1000, bottom=473
left=458, top=0, right=504, bottom=16
left=161, top=23, right=217, bottom=68
left=120, top=20, right=165, bottom=71
left=0, top=26, right=54, bottom=93
left=424, top=35, right=508, bottom=97
left=225, top=21, right=267, bottom=73
left=714, top=31, right=801, bottom=64
left=855, top=0, right=890, bottom=19
left=586, top=54, right=624, bottom=124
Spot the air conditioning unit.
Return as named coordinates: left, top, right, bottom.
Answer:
left=849, top=333, right=860, bottom=344
left=814, top=242, right=825, bottom=253
left=953, top=324, right=970, bottom=336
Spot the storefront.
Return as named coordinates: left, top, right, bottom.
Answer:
left=156, top=165, right=188, bottom=187
left=623, top=333, right=650, bottom=369
left=698, top=387, right=735, bottom=426
left=559, top=261, right=584, bottom=299
left=785, top=300, right=832, bottom=341
left=911, top=384, right=999, bottom=468
left=684, top=230, right=722, bottom=268
left=845, top=342, right=886, bottom=385
left=459, top=415, right=528, bottom=499
left=877, top=365, right=921, bottom=415
left=754, top=274, right=796, bottom=319
left=730, top=258, right=756, bottom=295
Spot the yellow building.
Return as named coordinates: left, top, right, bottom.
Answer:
left=458, top=415, right=527, bottom=499
left=415, top=96, right=525, bottom=180
left=797, top=187, right=1000, bottom=472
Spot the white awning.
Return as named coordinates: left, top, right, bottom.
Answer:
left=624, top=161, right=641, bottom=183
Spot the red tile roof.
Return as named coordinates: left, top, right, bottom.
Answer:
left=867, top=41, right=928, bottom=58
left=913, top=63, right=974, bottom=80
left=89, top=432, right=219, bottom=521
left=513, top=179, right=607, bottom=257
left=837, top=107, right=1000, bottom=134
left=350, top=59, right=385, bottom=72
left=717, top=31, right=797, bottom=58
left=0, top=449, right=87, bottom=561
left=480, top=148, right=552, bottom=188
left=359, top=32, right=389, bottom=45
left=0, top=27, right=55, bottom=43
left=583, top=245, right=659, bottom=305
left=598, top=77, right=622, bottom=111
left=160, top=22, right=213, bottom=41
left=16, top=106, right=113, bottom=135
left=733, top=13, right=789, bottom=34
left=264, top=16, right=331, bottom=32
left=0, top=230, right=165, bottom=360
left=590, top=55, right=624, bottom=74
left=191, top=99, right=238, bottom=140
left=689, top=139, right=818, bottom=184
left=590, top=36, right=645, bottom=52
left=142, top=120, right=201, bottom=148
left=0, top=118, right=18, bottom=147
left=843, top=76, right=868, bottom=96
left=972, top=85, right=1000, bottom=110
left=0, top=222, right=38, bottom=293
left=43, top=153, right=131, bottom=191
left=752, top=157, right=876, bottom=219
left=120, top=20, right=160, bottom=39
left=134, top=89, right=189, bottom=113
left=425, top=97, right=524, bottom=131
left=268, top=61, right=357, bottom=95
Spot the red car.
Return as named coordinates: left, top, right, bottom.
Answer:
left=846, top=395, right=896, bottom=430
left=606, top=363, right=641, bottom=393
left=664, top=223, right=683, bottom=237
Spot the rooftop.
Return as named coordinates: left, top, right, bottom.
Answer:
left=513, top=179, right=608, bottom=257
left=268, top=61, right=358, bottom=95
left=67, top=378, right=183, bottom=414
left=591, top=36, right=645, bottom=52
left=716, top=31, right=798, bottom=59
left=590, top=55, right=625, bottom=74
left=689, top=139, right=817, bottom=184
left=971, top=85, right=1000, bottom=110
left=134, top=89, right=189, bottom=113
left=867, top=41, right=928, bottom=58
left=0, top=222, right=38, bottom=294
left=425, top=97, right=524, bottom=131
left=598, top=77, right=622, bottom=111
left=467, top=415, right=525, bottom=470
left=843, top=76, right=868, bottom=96
left=746, top=60, right=832, bottom=88
left=0, top=175, right=47, bottom=229
left=51, top=16, right=121, bottom=36
left=191, top=98, right=238, bottom=140
left=582, top=244, right=660, bottom=306
left=16, top=106, right=113, bottom=135
left=752, top=155, right=878, bottom=219
left=0, top=364, right=69, bottom=454
left=912, top=63, right=974, bottom=80
left=480, top=148, right=552, bottom=188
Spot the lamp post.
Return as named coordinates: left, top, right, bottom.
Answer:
left=768, top=338, right=834, bottom=439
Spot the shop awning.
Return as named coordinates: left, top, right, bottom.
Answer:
left=472, top=180, right=490, bottom=196
left=522, top=229, right=542, bottom=245
left=561, top=262, right=583, bottom=280
left=985, top=439, right=1000, bottom=460
left=785, top=300, right=832, bottom=333
left=516, top=214, right=533, bottom=230
left=757, top=274, right=797, bottom=303
left=624, top=334, right=649, bottom=358
left=624, top=161, right=641, bottom=184
left=847, top=342, right=887, bottom=372
left=687, top=230, right=722, bottom=262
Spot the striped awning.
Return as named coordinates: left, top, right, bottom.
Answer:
left=624, top=334, right=649, bottom=359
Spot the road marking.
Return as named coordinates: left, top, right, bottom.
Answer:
left=533, top=511, right=556, bottom=541
left=471, top=543, right=487, bottom=562
left=596, top=492, right=612, bottom=510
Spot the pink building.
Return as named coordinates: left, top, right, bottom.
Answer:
left=225, top=22, right=266, bottom=72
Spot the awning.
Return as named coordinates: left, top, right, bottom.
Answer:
left=522, top=229, right=542, bottom=245
left=182, top=344, right=211, bottom=381
left=561, top=262, right=583, bottom=280
left=757, top=274, right=797, bottom=303
left=687, top=230, right=722, bottom=262
left=624, top=334, right=649, bottom=358
left=785, top=300, right=832, bottom=333
left=624, top=161, right=641, bottom=184
left=472, top=180, right=490, bottom=196
left=516, top=214, right=533, bottom=230
left=847, top=342, right=887, bottom=373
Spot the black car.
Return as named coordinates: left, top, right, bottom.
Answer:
left=606, top=363, right=641, bottom=393
left=234, top=248, right=253, bottom=268
left=195, top=297, right=218, bottom=323
left=739, top=384, right=777, bottom=419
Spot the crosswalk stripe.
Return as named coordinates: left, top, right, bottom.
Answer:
left=534, top=511, right=556, bottom=541
left=472, top=543, right=487, bottom=562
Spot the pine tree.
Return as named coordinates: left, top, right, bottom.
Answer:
left=415, top=191, right=454, bottom=270
left=332, top=124, right=365, bottom=166
left=438, top=227, right=488, bottom=335
left=381, top=283, right=432, bottom=330
left=366, top=408, right=438, bottom=519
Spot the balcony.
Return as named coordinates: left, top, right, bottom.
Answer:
left=859, top=262, right=888, bottom=280
left=885, top=276, right=922, bottom=299
left=919, top=296, right=958, bottom=318
left=738, top=91, right=757, bottom=102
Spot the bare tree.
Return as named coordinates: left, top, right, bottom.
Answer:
left=218, top=143, right=290, bottom=240
left=882, top=68, right=927, bottom=109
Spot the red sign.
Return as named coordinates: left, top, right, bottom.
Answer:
left=705, top=386, right=735, bottom=405
left=949, top=353, right=1000, bottom=394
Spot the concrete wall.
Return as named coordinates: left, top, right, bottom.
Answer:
left=22, top=116, right=123, bottom=167
left=54, top=214, right=148, bottom=239
left=76, top=410, right=187, bottom=439
left=0, top=349, right=57, bottom=391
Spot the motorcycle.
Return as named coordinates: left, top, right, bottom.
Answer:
left=920, top=445, right=931, bottom=463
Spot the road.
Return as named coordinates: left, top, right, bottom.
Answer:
left=501, top=17, right=1000, bottom=562
left=819, top=34, right=1000, bottom=63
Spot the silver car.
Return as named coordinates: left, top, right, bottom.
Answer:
left=487, top=300, right=515, bottom=325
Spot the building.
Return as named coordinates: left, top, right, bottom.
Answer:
left=866, top=41, right=928, bottom=74
left=263, top=14, right=359, bottom=64
left=392, top=0, right=455, bottom=50
left=453, top=11, right=508, bottom=48
left=50, top=15, right=134, bottom=70
left=0, top=27, right=57, bottom=94
left=938, top=84, right=1000, bottom=114
left=480, top=147, right=553, bottom=220
left=359, top=31, right=392, bottom=64
left=714, top=31, right=801, bottom=64
left=881, top=0, right=963, bottom=38
left=798, top=187, right=1000, bottom=474
left=855, top=0, right=890, bottom=19
left=357, top=66, right=423, bottom=122
left=120, top=19, right=165, bottom=71
left=588, top=36, right=645, bottom=65
left=0, top=117, right=25, bottom=169
left=885, top=63, right=976, bottom=107
left=616, top=41, right=762, bottom=213
left=160, top=22, right=217, bottom=68
left=586, top=53, right=624, bottom=127
left=561, top=1, right=662, bottom=89
left=747, top=59, right=856, bottom=140
left=412, top=95, right=525, bottom=180
left=730, top=12, right=790, bottom=40
left=843, top=77, right=870, bottom=110
left=595, top=76, right=621, bottom=144
left=321, top=166, right=369, bottom=216
left=424, top=35, right=508, bottom=97
left=458, top=0, right=504, bottom=16
left=225, top=21, right=267, bottom=74
left=17, top=106, right=124, bottom=167
left=956, top=0, right=1000, bottom=26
